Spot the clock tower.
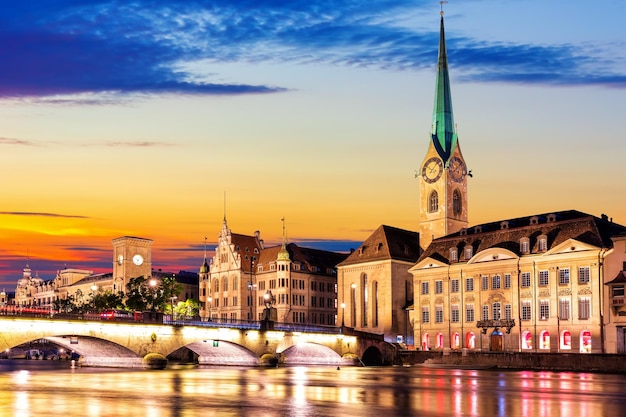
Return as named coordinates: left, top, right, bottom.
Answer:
left=112, top=236, right=153, bottom=294
left=418, top=12, right=468, bottom=250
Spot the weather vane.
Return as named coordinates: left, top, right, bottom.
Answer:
left=440, top=1, right=448, bottom=16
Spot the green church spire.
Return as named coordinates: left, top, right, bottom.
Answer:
left=431, top=12, right=458, bottom=165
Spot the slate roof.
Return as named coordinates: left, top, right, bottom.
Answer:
left=258, top=243, right=348, bottom=275
left=419, top=210, right=626, bottom=264
left=337, top=225, right=420, bottom=267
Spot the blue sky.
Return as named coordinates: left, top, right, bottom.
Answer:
left=1, top=0, right=625, bottom=288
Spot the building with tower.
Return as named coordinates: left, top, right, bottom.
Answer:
left=198, top=218, right=347, bottom=325
left=407, top=12, right=626, bottom=354
left=417, top=11, right=468, bottom=249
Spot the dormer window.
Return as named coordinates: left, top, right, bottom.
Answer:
left=460, top=228, right=467, bottom=236
left=500, top=221, right=509, bottom=230
left=547, top=213, right=556, bottom=223
left=538, top=235, right=548, bottom=252
left=254, top=248, right=259, bottom=254
left=450, top=248, right=458, bottom=262
left=530, top=216, right=539, bottom=225
left=520, top=238, right=530, bottom=254
left=464, top=245, right=473, bottom=260
left=474, top=226, right=482, bottom=234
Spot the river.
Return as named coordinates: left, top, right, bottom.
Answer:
left=1, top=360, right=625, bottom=416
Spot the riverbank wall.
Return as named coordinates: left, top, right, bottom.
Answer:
left=396, top=350, right=626, bottom=374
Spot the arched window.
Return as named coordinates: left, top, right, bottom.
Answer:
left=540, top=330, right=550, bottom=350
left=422, top=333, right=430, bottom=351
left=436, top=333, right=444, bottom=349
left=429, top=190, right=439, bottom=213
left=522, top=330, right=533, bottom=350
left=453, top=189, right=462, bottom=215
left=580, top=330, right=592, bottom=353
left=465, top=332, right=475, bottom=349
left=560, top=330, right=572, bottom=350
left=452, top=332, right=460, bottom=349
left=373, top=281, right=379, bottom=327
left=362, top=274, right=368, bottom=327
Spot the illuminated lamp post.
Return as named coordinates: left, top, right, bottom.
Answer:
left=170, top=296, right=177, bottom=322
left=149, top=278, right=157, bottom=311
left=207, top=296, right=212, bottom=321
left=341, top=303, right=346, bottom=328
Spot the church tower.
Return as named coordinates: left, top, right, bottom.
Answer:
left=418, top=10, right=468, bottom=250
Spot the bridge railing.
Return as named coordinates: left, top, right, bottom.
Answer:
left=0, top=308, right=343, bottom=334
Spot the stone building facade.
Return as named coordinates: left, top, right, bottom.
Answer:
left=198, top=218, right=347, bottom=325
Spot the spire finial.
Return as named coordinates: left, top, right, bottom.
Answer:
left=204, top=236, right=207, bottom=259
left=281, top=217, right=287, bottom=245
left=223, top=191, right=227, bottom=221
left=440, top=0, right=447, bottom=16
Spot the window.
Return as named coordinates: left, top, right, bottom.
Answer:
left=538, top=236, right=548, bottom=252
left=578, top=267, right=590, bottom=284
left=453, top=189, right=462, bottom=215
left=492, top=302, right=501, bottom=320
left=481, top=276, right=489, bottom=290
left=450, top=248, right=458, bottom=262
left=539, top=270, right=549, bottom=286
left=482, top=305, right=489, bottom=321
left=559, top=268, right=570, bottom=285
left=435, top=280, right=443, bottom=294
left=539, top=300, right=550, bottom=320
left=559, top=299, right=570, bottom=320
left=464, top=246, right=473, bottom=260
left=429, top=191, right=439, bottom=213
left=451, top=305, right=460, bottom=323
left=504, top=304, right=512, bottom=320
left=521, top=272, right=531, bottom=288
left=465, top=304, right=475, bottom=322
left=435, top=306, right=444, bottom=323
left=421, top=282, right=429, bottom=295
left=521, top=301, right=532, bottom=321
left=504, top=274, right=511, bottom=289
left=492, top=275, right=501, bottom=289
left=465, top=278, right=474, bottom=292
left=613, top=285, right=625, bottom=298
left=520, top=238, right=530, bottom=254
left=422, top=307, right=430, bottom=323
left=451, top=279, right=459, bottom=293
left=579, top=297, right=591, bottom=320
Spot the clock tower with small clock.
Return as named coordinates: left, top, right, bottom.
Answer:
left=418, top=12, right=468, bottom=250
left=112, top=236, right=153, bottom=294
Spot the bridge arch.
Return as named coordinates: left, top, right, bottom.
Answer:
left=361, top=345, right=383, bottom=366
left=281, top=342, right=343, bottom=366
left=177, top=340, right=259, bottom=366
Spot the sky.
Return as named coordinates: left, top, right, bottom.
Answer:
left=0, top=0, right=625, bottom=289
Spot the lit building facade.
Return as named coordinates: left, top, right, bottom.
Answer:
left=198, top=218, right=347, bottom=324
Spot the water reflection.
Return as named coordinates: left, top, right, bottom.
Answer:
left=1, top=360, right=625, bottom=416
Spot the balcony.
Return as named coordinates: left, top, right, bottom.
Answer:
left=476, top=319, right=516, bottom=334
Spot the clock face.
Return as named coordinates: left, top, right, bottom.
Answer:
left=422, top=157, right=443, bottom=183
left=133, top=254, right=144, bottom=266
left=449, top=156, right=466, bottom=182
left=118, top=255, right=124, bottom=265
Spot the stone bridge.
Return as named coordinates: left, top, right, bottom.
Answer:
left=0, top=316, right=394, bottom=368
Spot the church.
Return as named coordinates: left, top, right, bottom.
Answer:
left=337, top=12, right=626, bottom=354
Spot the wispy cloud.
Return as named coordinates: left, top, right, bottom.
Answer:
left=0, top=0, right=623, bottom=102
left=105, top=141, right=175, bottom=147
left=0, top=137, right=37, bottom=146
left=0, top=212, right=90, bottom=219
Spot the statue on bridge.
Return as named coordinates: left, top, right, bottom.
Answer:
left=260, top=290, right=277, bottom=330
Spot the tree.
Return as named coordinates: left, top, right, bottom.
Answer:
left=90, top=290, right=125, bottom=311
left=54, top=295, right=77, bottom=313
left=125, top=276, right=151, bottom=311
left=172, top=298, right=200, bottom=319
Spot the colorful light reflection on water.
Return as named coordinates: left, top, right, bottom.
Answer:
left=0, top=361, right=625, bottom=416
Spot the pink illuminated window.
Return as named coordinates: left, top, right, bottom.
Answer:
left=522, top=331, right=533, bottom=350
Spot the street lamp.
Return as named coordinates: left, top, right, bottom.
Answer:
left=170, top=296, right=177, bottom=321
left=207, top=296, right=212, bottom=321
left=149, top=278, right=157, bottom=311
left=341, top=302, right=346, bottom=327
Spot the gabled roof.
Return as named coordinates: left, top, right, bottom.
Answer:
left=418, top=210, right=626, bottom=264
left=337, top=225, right=420, bottom=267
left=229, top=232, right=263, bottom=273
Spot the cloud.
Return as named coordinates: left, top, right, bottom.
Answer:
left=105, top=141, right=175, bottom=147
left=0, top=212, right=90, bottom=219
left=0, top=137, right=37, bottom=146
left=0, top=0, right=623, bottom=102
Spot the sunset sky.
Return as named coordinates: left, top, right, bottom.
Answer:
left=1, top=0, right=625, bottom=289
